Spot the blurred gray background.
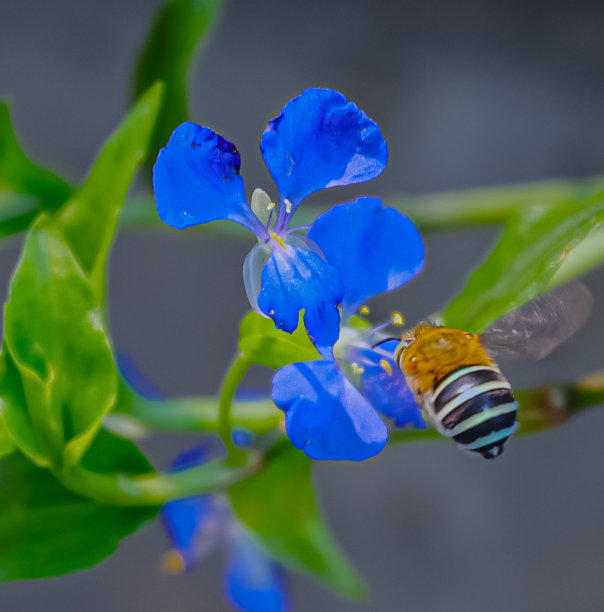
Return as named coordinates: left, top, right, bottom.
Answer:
left=1, top=0, right=604, bottom=610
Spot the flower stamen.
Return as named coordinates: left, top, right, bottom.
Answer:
left=351, top=362, right=365, bottom=375
left=391, top=311, right=405, bottom=326
left=269, top=232, right=286, bottom=251
left=379, top=359, right=393, bottom=376
left=162, top=550, right=186, bottom=574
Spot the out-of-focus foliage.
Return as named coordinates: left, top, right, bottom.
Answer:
left=58, top=83, right=163, bottom=303
left=133, top=0, right=222, bottom=172
left=0, top=103, right=73, bottom=237
left=0, top=430, right=158, bottom=582
left=229, top=440, right=365, bottom=601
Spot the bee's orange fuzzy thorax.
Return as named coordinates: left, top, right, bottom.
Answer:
left=400, top=326, right=496, bottom=396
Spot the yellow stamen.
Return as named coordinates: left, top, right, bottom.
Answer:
left=267, top=201, right=276, bottom=210
left=269, top=232, right=286, bottom=250
left=162, top=550, right=186, bottom=574
left=351, top=362, right=365, bottom=375
left=391, top=311, right=405, bottom=326
left=359, top=305, right=370, bottom=315
left=379, top=359, right=393, bottom=376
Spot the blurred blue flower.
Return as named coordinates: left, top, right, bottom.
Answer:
left=153, top=88, right=387, bottom=357
left=161, top=446, right=288, bottom=612
left=272, top=198, right=426, bottom=461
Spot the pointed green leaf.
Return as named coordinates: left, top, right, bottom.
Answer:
left=444, top=194, right=604, bottom=332
left=0, top=430, right=158, bottom=582
left=239, top=311, right=321, bottom=370
left=0, top=102, right=73, bottom=236
left=3, top=215, right=116, bottom=467
left=133, top=0, right=222, bottom=170
left=229, top=440, right=365, bottom=601
left=58, top=83, right=163, bottom=302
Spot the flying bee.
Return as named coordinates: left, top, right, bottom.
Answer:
left=390, top=282, right=593, bottom=459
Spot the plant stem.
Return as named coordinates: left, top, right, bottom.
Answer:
left=119, top=175, right=604, bottom=233
left=218, top=352, right=251, bottom=466
left=57, top=453, right=260, bottom=506
left=107, top=394, right=282, bottom=436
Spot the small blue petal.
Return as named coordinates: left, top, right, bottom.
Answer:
left=232, top=429, right=254, bottom=448
left=170, top=445, right=208, bottom=471
left=154, top=122, right=267, bottom=236
left=117, top=353, right=163, bottom=400
left=161, top=445, right=226, bottom=568
left=224, top=530, right=288, bottom=612
left=272, top=361, right=388, bottom=461
left=257, top=245, right=344, bottom=358
left=260, top=89, right=388, bottom=215
left=358, top=346, right=425, bottom=429
left=161, top=496, right=219, bottom=568
left=308, top=198, right=425, bottom=311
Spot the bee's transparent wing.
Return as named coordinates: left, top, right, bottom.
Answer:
left=481, top=282, right=593, bottom=360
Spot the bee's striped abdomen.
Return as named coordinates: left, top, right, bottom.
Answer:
left=430, top=365, right=518, bottom=459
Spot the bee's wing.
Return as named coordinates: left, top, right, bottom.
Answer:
left=480, top=281, right=593, bottom=360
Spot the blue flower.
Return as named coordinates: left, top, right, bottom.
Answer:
left=271, top=198, right=426, bottom=461
left=161, top=446, right=288, bottom=612
left=153, top=88, right=388, bottom=357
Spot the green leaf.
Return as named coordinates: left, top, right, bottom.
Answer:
left=133, top=0, right=222, bottom=171
left=550, top=223, right=604, bottom=287
left=3, top=215, right=117, bottom=468
left=444, top=194, right=604, bottom=332
left=0, top=413, right=14, bottom=459
left=0, top=102, right=73, bottom=236
left=57, top=83, right=163, bottom=303
left=0, top=345, right=46, bottom=465
left=0, top=430, right=158, bottom=582
left=229, top=440, right=365, bottom=601
left=239, top=311, right=321, bottom=370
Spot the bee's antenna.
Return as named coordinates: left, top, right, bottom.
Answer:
left=371, top=337, right=400, bottom=349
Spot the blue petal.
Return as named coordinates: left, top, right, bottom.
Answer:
left=161, top=445, right=226, bottom=568
left=358, top=344, right=425, bottom=429
left=272, top=360, right=388, bottom=461
left=260, top=89, right=388, bottom=217
left=224, top=530, right=288, bottom=612
left=117, top=353, right=163, bottom=400
left=308, top=198, right=425, bottom=311
left=154, top=122, right=267, bottom=236
left=161, top=496, right=221, bottom=568
left=257, top=245, right=344, bottom=358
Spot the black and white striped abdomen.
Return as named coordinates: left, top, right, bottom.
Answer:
left=426, top=365, right=519, bottom=459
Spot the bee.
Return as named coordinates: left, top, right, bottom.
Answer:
left=392, top=283, right=592, bottom=459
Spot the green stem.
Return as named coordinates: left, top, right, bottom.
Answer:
left=119, top=175, right=604, bottom=233
left=107, top=394, right=282, bottom=435
left=218, top=353, right=251, bottom=465
left=57, top=453, right=260, bottom=506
